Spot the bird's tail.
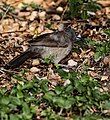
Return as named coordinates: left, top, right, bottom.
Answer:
left=4, top=49, right=34, bottom=69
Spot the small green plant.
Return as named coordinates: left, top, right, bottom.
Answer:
left=41, top=107, right=64, bottom=119
left=104, top=29, right=110, bottom=37
left=94, top=41, right=110, bottom=61
left=21, top=2, right=42, bottom=11
left=0, top=2, right=15, bottom=19
left=0, top=70, right=109, bottom=119
left=0, top=73, right=48, bottom=120
left=2, top=2, right=15, bottom=13
left=85, top=38, right=110, bottom=61
left=54, top=70, right=109, bottom=114
left=68, top=0, right=101, bottom=19
left=44, top=55, right=54, bottom=64
left=21, top=3, right=29, bottom=10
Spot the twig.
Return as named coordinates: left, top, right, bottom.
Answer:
left=60, top=3, right=68, bottom=23
left=0, top=5, right=24, bottom=21
left=0, top=30, right=26, bottom=35
left=58, top=108, right=63, bottom=115
left=0, top=5, right=11, bottom=23
left=0, top=67, right=18, bottom=75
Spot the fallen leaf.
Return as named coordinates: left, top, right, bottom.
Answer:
left=88, top=71, right=99, bottom=78
left=32, top=59, right=40, bottom=66
left=30, top=67, right=40, bottom=73
left=101, top=76, right=108, bottom=81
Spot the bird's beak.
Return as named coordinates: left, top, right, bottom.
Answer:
left=76, top=34, right=83, bottom=41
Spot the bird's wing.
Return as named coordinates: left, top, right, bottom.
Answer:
left=28, top=31, right=69, bottom=47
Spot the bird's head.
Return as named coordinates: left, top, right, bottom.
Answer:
left=64, top=26, right=76, bottom=41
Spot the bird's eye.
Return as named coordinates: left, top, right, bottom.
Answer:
left=64, top=27, right=71, bottom=34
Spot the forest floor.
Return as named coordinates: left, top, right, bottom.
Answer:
left=0, top=0, right=110, bottom=119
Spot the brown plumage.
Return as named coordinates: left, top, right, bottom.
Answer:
left=5, top=27, right=76, bottom=69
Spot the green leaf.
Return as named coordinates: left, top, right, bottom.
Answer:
left=103, top=101, right=110, bottom=109
left=21, top=3, right=29, bottom=10
left=22, top=102, right=33, bottom=119
left=10, top=114, right=19, bottom=120
left=17, top=91, right=23, bottom=99
left=40, top=80, right=49, bottom=92
left=41, top=107, right=52, bottom=116
left=25, top=96, right=37, bottom=103
left=25, top=95, right=39, bottom=103
left=8, top=103, right=17, bottom=110
left=45, top=23, right=52, bottom=29
left=9, top=96, right=21, bottom=106
left=24, top=114, right=32, bottom=119
left=68, top=0, right=101, bottom=19
left=94, top=51, right=102, bottom=61
left=11, top=87, right=17, bottom=95
left=0, top=113, right=8, bottom=120
left=104, top=29, right=110, bottom=36
left=81, top=10, right=88, bottom=19
left=1, top=97, right=10, bottom=105
left=68, top=72, right=78, bottom=81
left=0, top=87, right=7, bottom=95
left=55, top=86, right=62, bottom=95
left=30, top=105, right=38, bottom=113
left=53, top=96, right=73, bottom=109
left=76, top=96, right=87, bottom=103
left=22, top=81, right=34, bottom=90
left=22, top=102, right=30, bottom=114
left=65, top=84, right=73, bottom=93
left=57, top=69, right=68, bottom=79
left=17, top=84, right=23, bottom=91
left=30, top=2, right=40, bottom=10
left=13, top=75, right=26, bottom=83
left=44, top=91, right=55, bottom=101
left=1, top=106, right=10, bottom=113
left=44, top=55, right=54, bottom=64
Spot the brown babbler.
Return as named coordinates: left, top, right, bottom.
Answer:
left=5, top=26, right=76, bottom=69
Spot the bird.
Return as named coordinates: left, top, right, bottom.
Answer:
left=4, top=26, right=76, bottom=69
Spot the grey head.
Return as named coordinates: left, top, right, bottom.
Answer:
left=64, top=26, right=76, bottom=41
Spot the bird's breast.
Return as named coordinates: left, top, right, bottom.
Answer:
left=38, top=43, right=72, bottom=64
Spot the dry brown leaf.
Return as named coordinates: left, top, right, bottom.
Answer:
left=25, top=72, right=34, bottom=81
left=68, top=59, right=78, bottom=67
left=101, top=76, right=109, bottom=81
left=103, top=56, right=110, bottom=66
left=97, top=1, right=110, bottom=7
left=30, top=67, right=40, bottom=73
left=23, top=0, right=43, bottom=5
left=72, top=52, right=79, bottom=58
left=2, top=0, right=23, bottom=7
left=88, top=71, right=99, bottom=78
left=32, top=59, right=40, bottom=66
left=47, top=68, right=61, bottom=81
